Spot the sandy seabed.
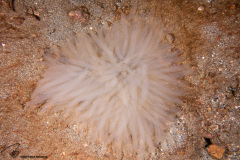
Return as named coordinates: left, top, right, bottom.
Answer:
left=0, top=0, right=239, bottom=159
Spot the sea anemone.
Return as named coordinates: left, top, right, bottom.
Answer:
left=28, top=3, right=189, bottom=156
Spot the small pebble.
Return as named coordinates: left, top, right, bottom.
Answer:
left=230, top=4, right=236, bottom=10
left=198, top=6, right=205, bottom=11
left=207, top=144, right=225, bottom=159
left=166, top=33, right=175, bottom=44
left=34, top=11, right=40, bottom=16
left=68, top=6, right=90, bottom=23
left=10, top=17, right=25, bottom=25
